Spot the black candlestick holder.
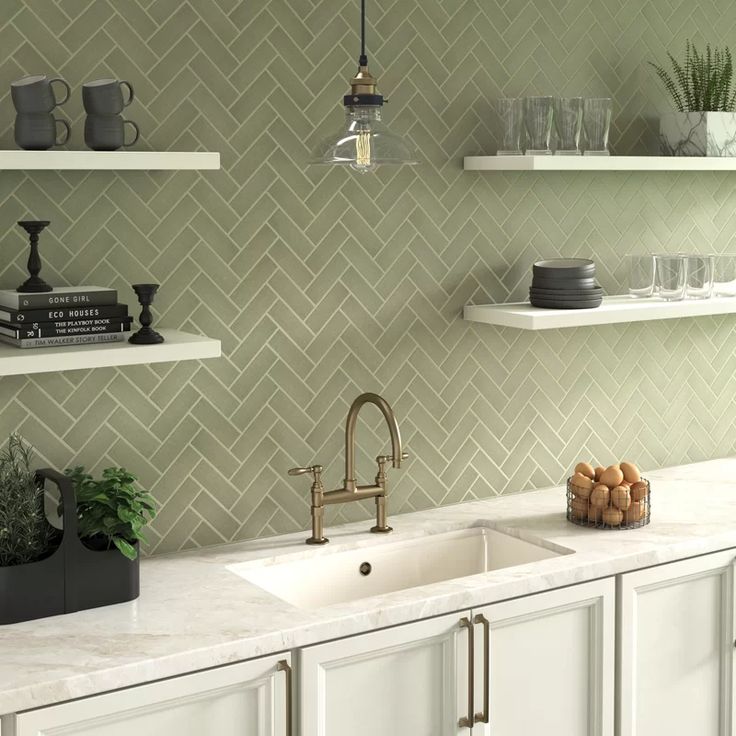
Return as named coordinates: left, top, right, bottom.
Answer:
left=129, top=283, right=164, bottom=345
left=17, top=220, right=52, bottom=293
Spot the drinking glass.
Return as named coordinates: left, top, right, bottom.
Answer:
left=685, top=255, right=714, bottom=299
left=554, top=97, right=584, bottom=155
left=496, top=98, right=524, bottom=155
left=655, top=255, right=687, bottom=301
left=523, top=96, right=553, bottom=155
left=713, top=254, right=736, bottom=296
left=583, top=98, right=612, bottom=155
left=627, top=254, right=656, bottom=298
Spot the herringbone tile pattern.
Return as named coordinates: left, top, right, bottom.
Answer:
left=0, top=0, right=734, bottom=553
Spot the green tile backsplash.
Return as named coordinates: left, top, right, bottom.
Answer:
left=0, top=0, right=734, bottom=553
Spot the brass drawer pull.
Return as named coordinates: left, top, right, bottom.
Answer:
left=474, top=614, right=490, bottom=724
left=277, top=659, right=292, bottom=736
left=458, top=617, right=474, bottom=729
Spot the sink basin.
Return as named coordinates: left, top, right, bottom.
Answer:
left=228, top=526, right=571, bottom=609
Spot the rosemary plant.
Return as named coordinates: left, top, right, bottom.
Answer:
left=0, top=435, right=56, bottom=567
left=650, top=41, right=736, bottom=112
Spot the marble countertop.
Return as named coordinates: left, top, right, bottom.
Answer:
left=1, top=457, right=735, bottom=714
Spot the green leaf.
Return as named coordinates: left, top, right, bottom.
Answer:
left=113, top=537, right=138, bottom=560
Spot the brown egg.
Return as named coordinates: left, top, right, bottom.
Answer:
left=594, top=466, right=605, bottom=482
left=590, top=485, right=610, bottom=507
left=571, top=473, right=593, bottom=494
left=574, top=462, right=595, bottom=480
left=570, top=496, right=589, bottom=520
left=603, top=506, right=623, bottom=526
left=588, top=504, right=603, bottom=523
left=600, top=465, right=624, bottom=488
left=620, top=462, right=641, bottom=484
left=623, top=501, right=645, bottom=523
left=611, top=486, right=631, bottom=510
left=620, top=480, right=631, bottom=488
left=630, top=481, right=649, bottom=502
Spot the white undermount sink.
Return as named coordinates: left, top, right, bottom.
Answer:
left=228, top=526, right=572, bottom=609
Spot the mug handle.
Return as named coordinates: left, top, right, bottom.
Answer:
left=54, top=118, right=71, bottom=146
left=120, top=80, right=134, bottom=107
left=49, top=78, right=70, bottom=106
left=122, top=120, right=140, bottom=147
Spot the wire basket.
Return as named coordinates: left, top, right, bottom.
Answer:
left=566, top=477, right=651, bottom=530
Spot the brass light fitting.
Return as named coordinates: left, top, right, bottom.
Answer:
left=310, top=0, right=417, bottom=171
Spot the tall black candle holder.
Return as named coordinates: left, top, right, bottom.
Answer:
left=129, top=283, right=164, bottom=345
left=17, top=220, right=52, bottom=293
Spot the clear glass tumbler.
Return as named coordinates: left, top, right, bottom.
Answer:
left=685, top=255, right=714, bottom=299
left=655, top=255, right=687, bottom=301
left=496, top=98, right=524, bottom=155
left=583, top=98, right=612, bottom=156
left=713, top=254, right=736, bottom=296
left=523, top=96, right=554, bottom=155
left=554, top=97, right=584, bottom=155
left=627, top=254, right=656, bottom=298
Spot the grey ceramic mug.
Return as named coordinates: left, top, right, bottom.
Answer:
left=15, top=113, right=71, bottom=150
left=82, top=79, right=134, bottom=116
left=11, top=75, right=70, bottom=114
left=84, top=115, right=140, bottom=151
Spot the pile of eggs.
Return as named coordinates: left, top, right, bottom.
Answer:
left=569, top=461, right=649, bottom=527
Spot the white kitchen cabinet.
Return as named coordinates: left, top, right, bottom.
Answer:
left=299, top=610, right=473, bottom=736
left=300, top=578, right=615, bottom=736
left=473, top=578, right=615, bottom=736
left=5, top=653, right=291, bottom=736
left=618, top=550, right=736, bottom=736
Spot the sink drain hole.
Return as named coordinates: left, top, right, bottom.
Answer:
left=359, top=562, right=372, bottom=576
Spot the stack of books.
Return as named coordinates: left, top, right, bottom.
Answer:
left=0, top=286, right=131, bottom=349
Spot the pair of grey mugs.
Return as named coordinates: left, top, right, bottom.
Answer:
left=12, top=75, right=140, bottom=151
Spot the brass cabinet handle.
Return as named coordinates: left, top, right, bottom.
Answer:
left=473, top=614, right=490, bottom=724
left=277, top=659, right=292, bottom=736
left=458, top=617, right=475, bottom=729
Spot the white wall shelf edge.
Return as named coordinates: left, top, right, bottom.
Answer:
left=0, top=151, right=220, bottom=170
left=0, top=329, right=221, bottom=376
left=463, top=155, right=736, bottom=172
left=464, top=295, right=736, bottom=330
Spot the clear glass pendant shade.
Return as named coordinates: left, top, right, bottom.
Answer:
left=311, top=106, right=418, bottom=173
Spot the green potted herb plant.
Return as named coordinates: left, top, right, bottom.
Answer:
left=651, top=40, right=736, bottom=156
left=63, top=466, right=155, bottom=610
left=0, top=434, right=67, bottom=623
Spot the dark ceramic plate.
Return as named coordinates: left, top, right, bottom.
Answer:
left=530, top=286, right=603, bottom=297
left=530, top=298, right=603, bottom=309
left=530, top=289, right=604, bottom=300
left=533, top=258, right=595, bottom=278
left=531, top=276, right=598, bottom=290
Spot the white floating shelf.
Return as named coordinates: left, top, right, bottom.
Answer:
left=464, top=295, right=736, bottom=331
left=0, top=329, right=221, bottom=377
left=0, top=150, right=219, bottom=170
left=464, top=155, right=736, bottom=172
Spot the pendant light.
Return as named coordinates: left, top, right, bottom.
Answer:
left=310, top=0, right=418, bottom=173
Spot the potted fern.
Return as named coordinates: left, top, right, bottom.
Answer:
left=651, top=41, right=736, bottom=156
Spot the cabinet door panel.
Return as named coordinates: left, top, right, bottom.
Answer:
left=475, top=578, right=615, bottom=736
left=11, top=653, right=290, bottom=736
left=619, top=551, right=735, bottom=736
left=300, top=610, right=471, bottom=736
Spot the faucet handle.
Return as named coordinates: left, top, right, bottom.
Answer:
left=288, top=465, right=323, bottom=478
left=288, top=465, right=324, bottom=491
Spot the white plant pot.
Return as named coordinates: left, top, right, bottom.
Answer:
left=660, top=112, right=736, bottom=156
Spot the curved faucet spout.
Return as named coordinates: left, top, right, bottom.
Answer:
left=344, top=392, right=403, bottom=492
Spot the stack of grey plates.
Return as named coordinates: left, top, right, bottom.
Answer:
left=530, top=259, right=603, bottom=309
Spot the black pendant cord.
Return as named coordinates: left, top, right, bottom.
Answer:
left=359, top=0, right=367, bottom=66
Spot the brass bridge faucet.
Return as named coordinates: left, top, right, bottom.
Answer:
left=288, top=392, right=408, bottom=545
